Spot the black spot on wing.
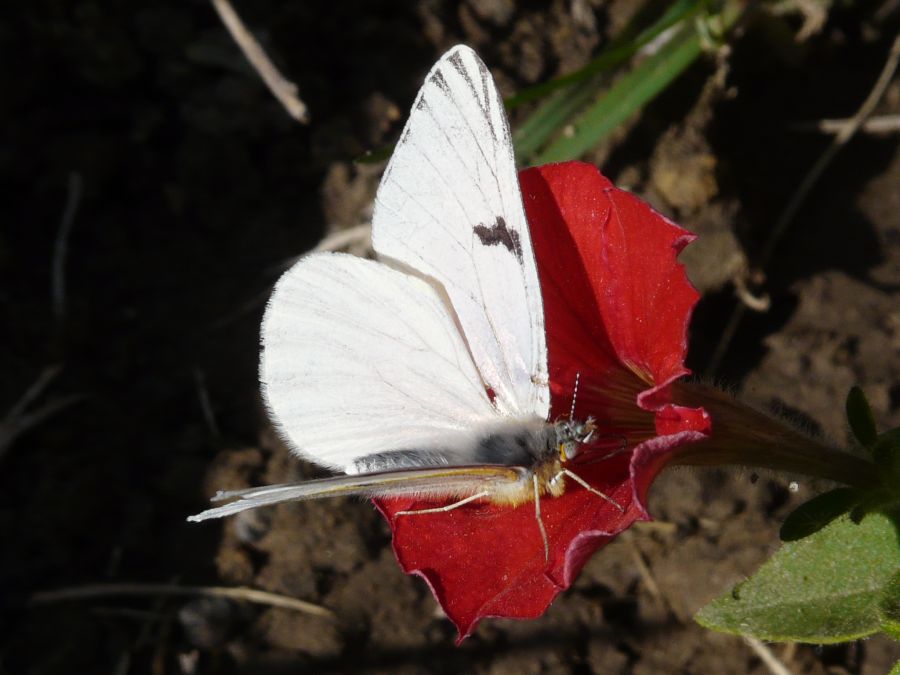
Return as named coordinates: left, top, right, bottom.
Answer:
left=474, top=216, right=523, bottom=261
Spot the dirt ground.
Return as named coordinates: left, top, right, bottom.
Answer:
left=3, top=1, right=900, bottom=673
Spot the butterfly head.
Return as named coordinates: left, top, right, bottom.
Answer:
left=555, top=417, right=597, bottom=462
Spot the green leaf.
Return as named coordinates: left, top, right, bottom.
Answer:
left=873, top=428, right=900, bottom=472
left=697, top=510, right=900, bottom=643
left=846, top=386, right=878, bottom=448
left=779, top=488, right=861, bottom=542
left=890, top=661, right=900, bottom=675
left=879, top=571, right=900, bottom=640
left=849, top=488, right=900, bottom=525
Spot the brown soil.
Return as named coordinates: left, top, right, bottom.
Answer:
left=3, top=1, right=899, bottom=673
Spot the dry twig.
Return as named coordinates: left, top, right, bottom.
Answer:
left=210, top=0, right=309, bottom=123
left=30, top=582, right=334, bottom=619
left=743, top=636, right=796, bottom=675
left=193, top=368, right=220, bottom=437
left=792, top=113, right=900, bottom=135
left=632, top=520, right=677, bottom=535
left=52, top=171, right=83, bottom=324
left=733, top=272, right=771, bottom=312
left=0, top=366, right=83, bottom=461
left=311, top=223, right=373, bottom=255
left=211, top=224, right=373, bottom=330
left=621, top=531, right=680, bottom=620
left=707, top=35, right=900, bottom=376
left=276, top=224, right=374, bottom=272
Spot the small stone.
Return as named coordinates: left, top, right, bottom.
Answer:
left=258, top=609, right=344, bottom=657
left=466, top=0, right=515, bottom=27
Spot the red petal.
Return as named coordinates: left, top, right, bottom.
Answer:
left=378, top=162, right=707, bottom=640
left=521, top=162, right=701, bottom=415
left=655, top=403, right=712, bottom=437
left=376, top=451, right=638, bottom=641
left=629, top=429, right=710, bottom=519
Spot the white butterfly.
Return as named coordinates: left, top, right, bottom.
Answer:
left=189, top=45, right=618, bottom=556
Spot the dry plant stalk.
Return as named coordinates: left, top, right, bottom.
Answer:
left=210, top=0, right=309, bottom=123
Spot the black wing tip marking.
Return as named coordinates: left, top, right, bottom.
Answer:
left=431, top=69, right=450, bottom=94
left=448, top=49, right=466, bottom=70
left=446, top=48, right=497, bottom=141
left=474, top=216, right=523, bottom=262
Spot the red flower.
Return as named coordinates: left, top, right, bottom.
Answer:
left=375, top=162, right=710, bottom=640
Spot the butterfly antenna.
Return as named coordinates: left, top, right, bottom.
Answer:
left=569, top=372, right=581, bottom=420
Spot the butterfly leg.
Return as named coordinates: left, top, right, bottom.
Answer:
left=533, top=474, right=550, bottom=564
left=393, top=491, right=490, bottom=518
left=558, top=468, right=625, bottom=512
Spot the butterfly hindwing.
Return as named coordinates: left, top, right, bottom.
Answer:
left=261, top=252, right=501, bottom=472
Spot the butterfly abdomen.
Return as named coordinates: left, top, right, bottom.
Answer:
left=470, top=422, right=556, bottom=466
left=341, top=421, right=565, bottom=507
left=347, top=420, right=557, bottom=475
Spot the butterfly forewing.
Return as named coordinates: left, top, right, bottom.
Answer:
left=372, top=45, right=549, bottom=420
left=192, top=46, right=552, bottom=522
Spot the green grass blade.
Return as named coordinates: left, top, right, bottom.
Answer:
left=534, top=21, right=702, bottom=164
left=513, top=72, right=606, bottom=162
left=356, top=2, right=697, bottom=167
left=531, top=2, right=743, bottom=164
left=507, top=0, right=702, bottom=110
left=512, top=0, right=704, bottom=161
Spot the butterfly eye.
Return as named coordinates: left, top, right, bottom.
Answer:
left=559, top=441, right=580, bottom=462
